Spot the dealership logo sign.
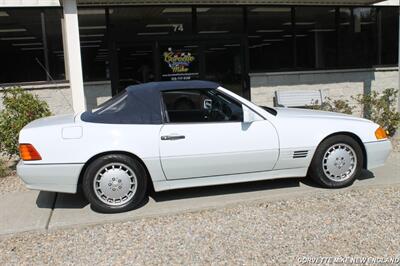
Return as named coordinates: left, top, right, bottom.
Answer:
left=163, top=47, right=195, bottom=74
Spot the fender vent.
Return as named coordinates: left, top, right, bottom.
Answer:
left=293, top=150, right=308, bottom=159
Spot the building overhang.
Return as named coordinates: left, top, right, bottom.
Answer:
left=0, top=0, right=392, bottom=7
left=0, top=0, right=60, bottom=7
left=74, top=0, right=386, bottom=6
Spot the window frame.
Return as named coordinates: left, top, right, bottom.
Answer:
left=161, top=88, right=245, bottom=124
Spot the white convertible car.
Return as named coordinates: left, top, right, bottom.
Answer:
left=17, top=80, right=392, bottom=213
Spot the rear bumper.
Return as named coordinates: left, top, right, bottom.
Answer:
left=364, top=140, right=392, bottom=170
left=17, top=161, right=84, bottom=194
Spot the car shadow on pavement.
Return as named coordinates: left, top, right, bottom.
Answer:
left=151, top=169, right=375, bottom=202
left=35, top=170, right=375, bottom=211
left=150, top=177, right=303, bottom=202
left=36, top=190, right=89, bottom=210
left=36, top=188, right=149, bottom=212
left=299, top=169, right=375, bottom=188
left=357, top=169, right=375, bottom=180
left=36, top=191, right=58, bottom=208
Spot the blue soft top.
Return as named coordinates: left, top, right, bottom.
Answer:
left=126, top=80, right=219, bottom=93
left=81, top=80, right=220, bottom=124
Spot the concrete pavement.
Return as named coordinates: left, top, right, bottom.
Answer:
left=0, top=191, right=55, bottom=235
left=1, top=152, right=399, bottom=236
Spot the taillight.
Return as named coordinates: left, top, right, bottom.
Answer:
left=19, top=144, right=42, bottom=161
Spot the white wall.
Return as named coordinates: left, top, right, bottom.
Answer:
left=250, top=67, right=399, bottom=115
left=0, top=81, right=112, bottom=115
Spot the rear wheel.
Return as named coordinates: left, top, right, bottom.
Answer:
left=309, top=135, right=363, bottom=188
left=82, top=154, right=147, bottom=213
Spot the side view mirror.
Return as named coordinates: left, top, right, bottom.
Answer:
left=242, top=104, right=257, bottom=123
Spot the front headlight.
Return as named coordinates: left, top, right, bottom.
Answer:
left=375, top=126, right=388, bottom=140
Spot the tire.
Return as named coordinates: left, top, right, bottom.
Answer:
left=82, top=154, right=148, bottom=213
left=309, top=135, right=364, bottom=188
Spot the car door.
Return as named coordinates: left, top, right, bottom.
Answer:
left=159, top=88, right=279, bottom=180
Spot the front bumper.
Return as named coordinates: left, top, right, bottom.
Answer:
left=364, top=140, right=392, bottom=170
left=17, top=161, right=84, bottom=194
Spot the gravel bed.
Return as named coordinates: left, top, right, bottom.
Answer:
left=0, top=175, right=28, bottom=195
left=391, top=137, right=400, bottom=152
left=1, top=185, right=399, bottom=265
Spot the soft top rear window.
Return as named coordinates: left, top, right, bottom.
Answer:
left=92, top=90, right=127, bottom=114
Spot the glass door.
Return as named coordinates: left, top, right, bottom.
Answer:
left=203, top=40, right=244, bottom=96
left=118, top=44, right=155, bottom=89
left=158, top=39, right=246, bottom=97
left=159, top=42, right=200, bottom=81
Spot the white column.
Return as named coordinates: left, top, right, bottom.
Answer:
left=398, top=5, right=400, bottom=112
left=62, top=0, right=86, bottom=113
left=61, top=18, right=70, bottom=81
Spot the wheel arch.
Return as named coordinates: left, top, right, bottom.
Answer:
left=314, top=131, right=367, bottom=169
left=77, top=151, right=154, bottom=190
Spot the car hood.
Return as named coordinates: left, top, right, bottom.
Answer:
left=23, top=114, right=76, bottom=129
left=274, top=107, right=371, bottom=123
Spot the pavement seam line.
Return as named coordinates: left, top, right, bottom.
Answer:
left=45, top=192, right=58, bottom=230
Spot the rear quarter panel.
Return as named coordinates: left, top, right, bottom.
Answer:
left=19, top=121, right=164, bottom=180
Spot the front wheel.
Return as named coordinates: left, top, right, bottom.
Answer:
left=309, top=135, right=364, bottom=188
left=82, top=154, right=148, bottom=213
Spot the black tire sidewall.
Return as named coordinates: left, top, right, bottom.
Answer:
left=310, top=135, right=363, bottom=188
left=82, top=154, right=147, bottom=213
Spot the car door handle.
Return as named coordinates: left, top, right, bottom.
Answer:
left=161, top=134, right=186, bottom=141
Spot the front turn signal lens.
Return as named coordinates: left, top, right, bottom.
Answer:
left=375, top=127, right=388, bottom=140
left=19, top=144, right=42, bottom=161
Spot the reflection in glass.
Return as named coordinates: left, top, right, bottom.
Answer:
left=248, top=7, right=293, bottom=71
left=197, top=7, right=243, bottom=34
left=295, top=7, right=337, bottom=69
left=381, top=7, right=399, bottom=65
left=0, top=9, right=45, bottom=83
left=111, top=7, right=192, bottom=40
left=44, top=9, right=65, bottom=80
left=204, top=42, right=242, bottom=96
left=78, top=8, right=108, bottom=81
left=119, top=45, right=154, bottom=88
left=339, top=7, right=377, bottom=67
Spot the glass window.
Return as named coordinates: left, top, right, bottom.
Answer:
left=248, top=7, right=293, bottom=71
left=381, top=7, right=399, bottom=65
left=160, top=44, right=200, bottom=81
left=197, top=7, right=243, bottom=34
left=94, top=90, right=127, bottom=114
left=111, top=7, right=192, bottom=40
left=295, top=7, right=337, bottom=69
left=338, top=7, right=377, bottom=68
left=119, top=45, right=154, bottom=88
left=44, top=8, right=65, bottom=80
left=78, top=8, right=108, bottom=81
left=0, top=9, right=46, bottom=83
left=204, top=41, right=243, bottom=96
left=162, top=89, right=243, bottom=123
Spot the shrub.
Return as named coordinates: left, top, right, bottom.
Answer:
left=308, top=97, right=355, bottom=115
left=0, top=158, right=9, bottom=177
left=353, top=88, right=400, bottom=137
left=0, top=87, right=51, bottom=157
